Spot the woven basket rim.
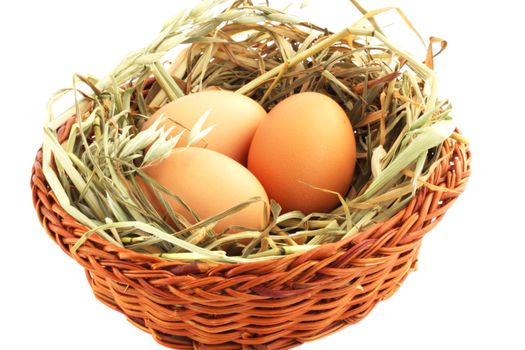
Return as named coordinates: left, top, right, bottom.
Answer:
left=31, top=133, right=470, bottom=268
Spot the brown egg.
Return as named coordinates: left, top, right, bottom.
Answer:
left=247, top=92, right=356, bottom=214
left=141, top=147, right=269, bottom=233
left=143, top=90, right=266, bottom=165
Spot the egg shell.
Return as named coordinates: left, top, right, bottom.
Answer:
left=141, top=147, right=269, bottom=233
left=248, top=92, right=356, bottom=214
left=143, top=90, right=266, bottom=165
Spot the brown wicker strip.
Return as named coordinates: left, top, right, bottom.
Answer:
left=31, top=136, right=470, bottom=349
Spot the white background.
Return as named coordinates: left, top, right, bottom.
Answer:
left=1, top=0, right=524, bottom=349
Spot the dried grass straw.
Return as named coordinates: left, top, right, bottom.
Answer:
left=41, top=0, right=467, bottom=263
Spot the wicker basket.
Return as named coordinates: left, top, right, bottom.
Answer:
left=31, top=124, right=470, bottom=349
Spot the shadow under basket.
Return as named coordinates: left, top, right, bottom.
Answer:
left=31, top=134, right=470, bottom=349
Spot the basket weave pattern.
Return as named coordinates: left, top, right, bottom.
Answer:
left=31, top=126, right=470, bottom=349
